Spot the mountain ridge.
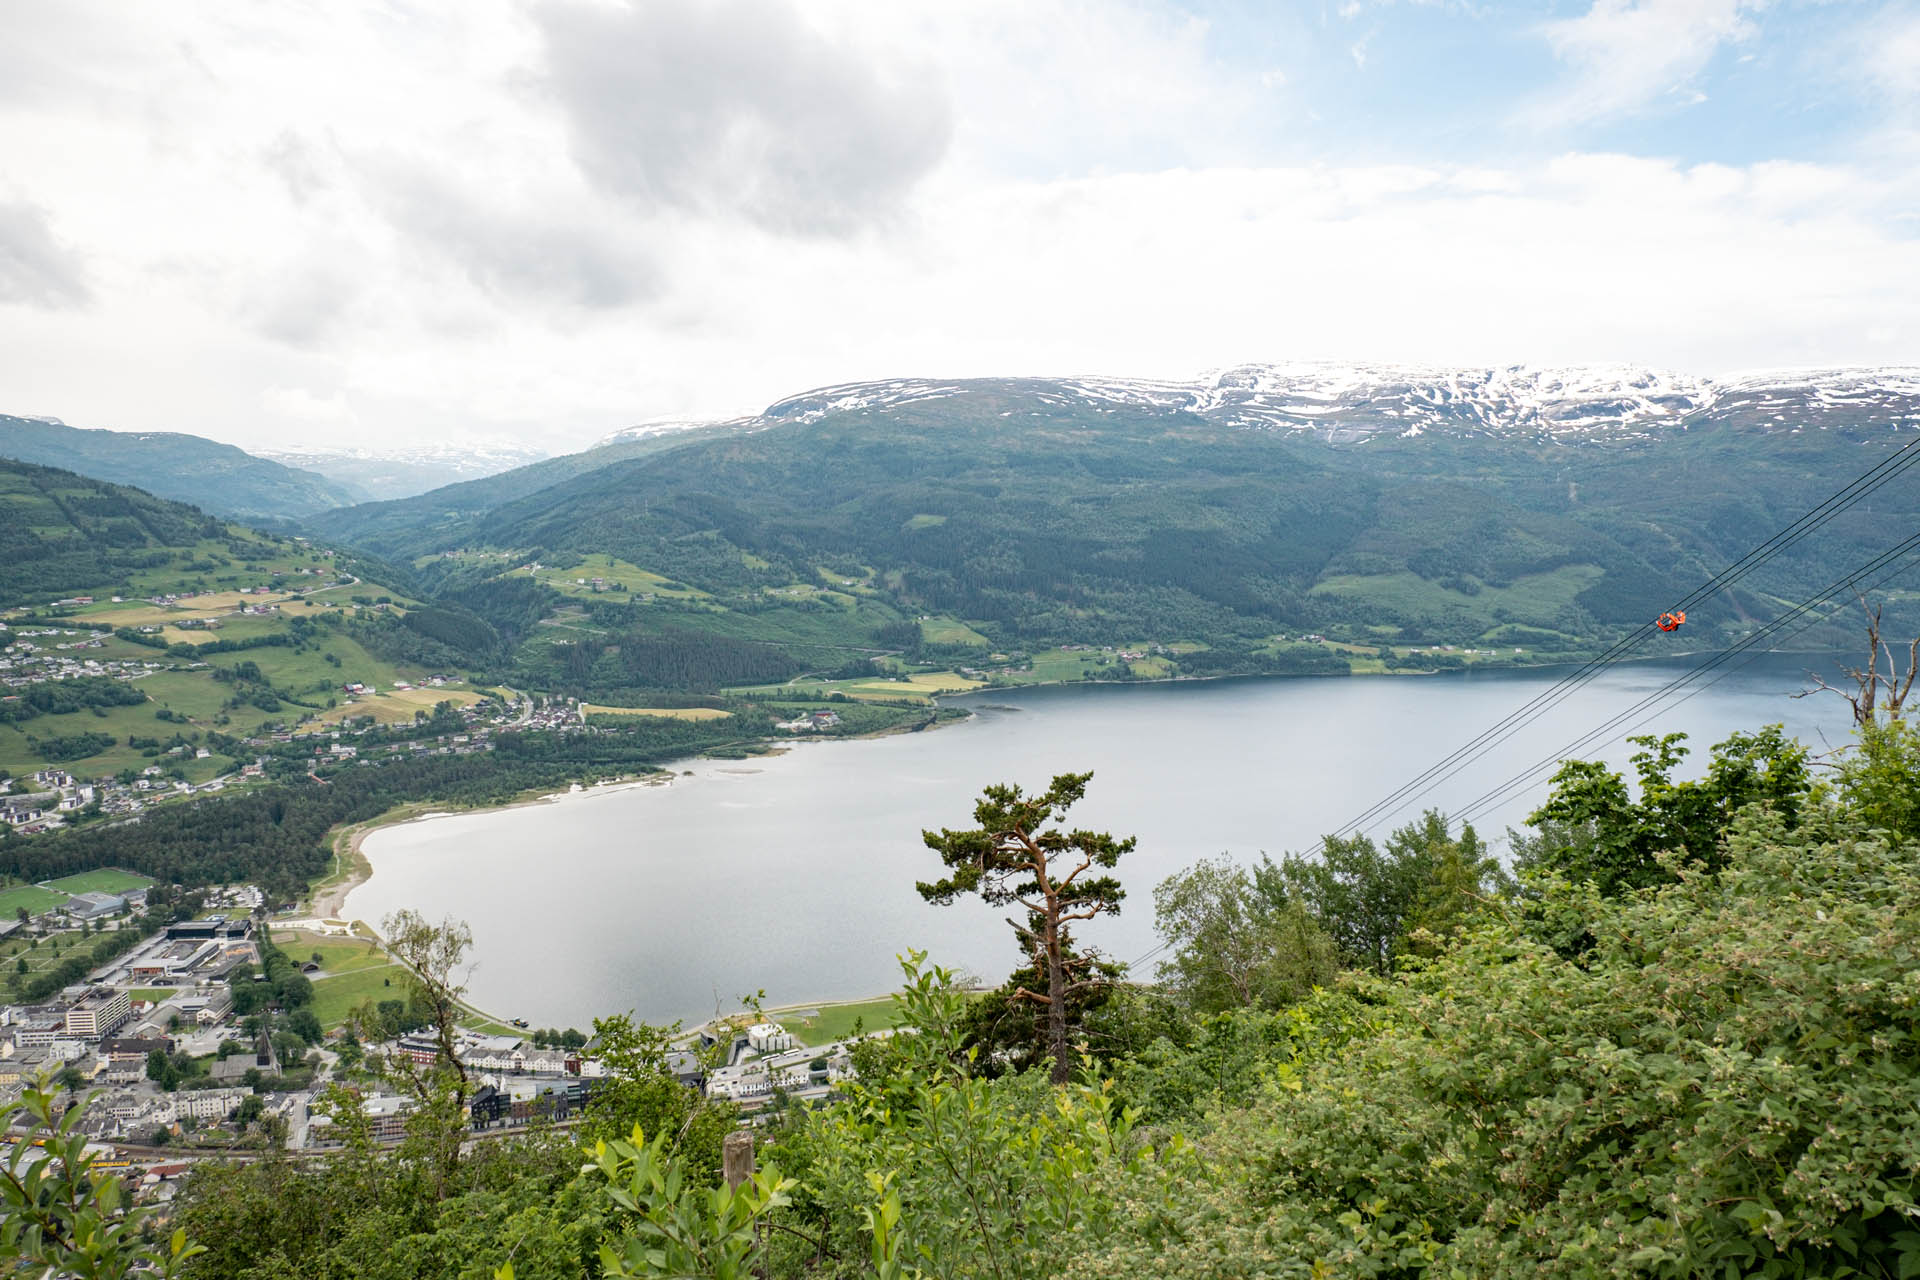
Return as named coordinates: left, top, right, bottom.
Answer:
left=0, top=415, right=360, bottom=521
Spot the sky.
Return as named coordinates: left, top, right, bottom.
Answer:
left=1, top=0, right=1917, bottom=454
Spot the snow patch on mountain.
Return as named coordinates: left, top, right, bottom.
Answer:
left=742, top=364, right=1920, bottom=442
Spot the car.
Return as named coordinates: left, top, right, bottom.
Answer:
left=510, top=1018, right=529, bottom=1028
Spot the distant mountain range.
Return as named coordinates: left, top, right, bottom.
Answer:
left=0, top=415, right=359, bottom=522
left=14, top=364, right=1920, bottom=681
left=752, top=364, right=1920, bottom=440
left=301, top=364, right=1920, bottom=669
left=257, top=442, right=549, bottom=503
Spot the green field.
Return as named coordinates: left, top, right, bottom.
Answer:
left=0, top=932, right=80, bottom=984
left=0, top=885, right=69, bottom=917
left=777, top=996, right=909, bottom=1046
left=516, top=554, right=710, bottom=600
left=46, top=869, right=153, bottom=895
left=0, top=602, right=478, bottom=777
left=273, top=931, right=390, bottom=976
left=919, top=616, right=990, bottom=646
left=310, top=963, right=410, bottom=1030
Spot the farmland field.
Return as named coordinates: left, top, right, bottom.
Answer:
left=515, top=554, right=710, bottom=600
left=310, top=687, right=485, bottom=726
left=918, top=616, right=990, bottom=646
left=580, top=704, right=732, bottom=720
left=845, top=673, right=984, bottom=698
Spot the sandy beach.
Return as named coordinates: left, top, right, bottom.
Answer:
left=305, top=772, right=678, bottom=921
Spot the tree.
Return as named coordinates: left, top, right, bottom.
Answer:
left=1833, top=715, right=1920, bottom=843
left=1520, top=728, right=1811, bottom=896
left=1269, top=811, right=1493, bottom=975
left=146, top=1048, right=179, bottom=1091
left=1153, top=856, right=1338, bottom=1012
left=352, top=909, right=474, bottom=1197
left=919, top=771, right=1132, bottom=1084
left=582, top=1013, right=735, bottom=1176
left=957, top=928, right=1128, bottom=1075
left=0, top=1075, right=203, bottom=1278
left=1795, top=593, right=1918, bottom=725
left=287, top=1007, right=322, bottom=1045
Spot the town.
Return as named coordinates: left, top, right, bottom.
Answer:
left=1, top=872, right=875, bottom=1203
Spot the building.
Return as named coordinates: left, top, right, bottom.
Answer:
left=102, top=1037, right=170, bottom=1079
left=394, top=1035, right=442, bottom=1069
left=65, top=990, right=131, bottom=1040
left=362, top=1094, right=414, bottom=1141
left=210, top=1053, right=258, bottom=1085
left=170, top=1088, right=249, bottom=1122
left=8, top=1011, right=66, bottom=1049
left=67, top=891, right=125, bottom=920
left=173, top=988, right=233, bottom=1026
left=470, top=1083, right=511, bottom=1129
left=747, top=1022, right=796, bottom=1054
left=165, top=918, right=252, bottom=942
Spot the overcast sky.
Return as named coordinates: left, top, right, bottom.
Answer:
left=2, top=0, right=1917, bottom=454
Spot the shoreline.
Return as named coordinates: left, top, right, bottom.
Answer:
left=306, top=772, right=677, bottom=922
left=310, top=649, right=1842, bottom=1029
left=302, top=707, right=974, bottom=923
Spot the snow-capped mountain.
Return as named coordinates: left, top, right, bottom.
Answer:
left=260, top=442, right=549, bottom=501
left=753, top=364, right=1920, bottom=442
left=594, top=419, right=743, bottom=447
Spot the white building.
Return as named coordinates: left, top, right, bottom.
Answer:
left=746, top=1022, right=796, bottom=1054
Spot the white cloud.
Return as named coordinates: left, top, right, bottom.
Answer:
left=532, top=0, right=951, bottom=236
left=262, top=386, right=358, bottom=427
left=0, top=201, right=90, bottom=309
left=1533, top=0, right=1761, bottom=125
left=0, top=0, right=1912, bottom=456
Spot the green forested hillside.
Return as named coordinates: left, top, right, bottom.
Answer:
left=0, top=415, right=359, bottom=521
left=312, top=386, right=1920, bottom=678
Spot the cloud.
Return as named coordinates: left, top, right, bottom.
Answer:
left=366, top=163, right=660, bottom=311
left=0, top=201, right=90, bottom=308
left=244, top=257, right=361, bottom=347
left=532, top=0, right=952, bottom=236
left=262, top=385, right=357, bottom=427
left=1534, top=0, right=1760, bottom=125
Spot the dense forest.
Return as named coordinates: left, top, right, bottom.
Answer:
left=13, top=715, right=1919, bottom=1278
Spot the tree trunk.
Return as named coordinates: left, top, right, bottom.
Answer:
left=1045, top=905, right=1069, bottom=1085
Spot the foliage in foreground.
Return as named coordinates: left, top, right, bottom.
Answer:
left=21, top=725, right=1920, bottom=1279
left=1, top=1079, right=202, bottom=1279
left=1065, top=810, right=1920, bottom=1278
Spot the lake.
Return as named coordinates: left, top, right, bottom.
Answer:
left=344, top=654, right=1856, bottom=1028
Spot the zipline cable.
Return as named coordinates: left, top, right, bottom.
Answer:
left=1308, top=435, right=1920, bottom=848
left=1446, top=529, right=1920, bottom=830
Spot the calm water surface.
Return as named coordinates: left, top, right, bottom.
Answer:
left=346, top=655, right=1854, bottom=1027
